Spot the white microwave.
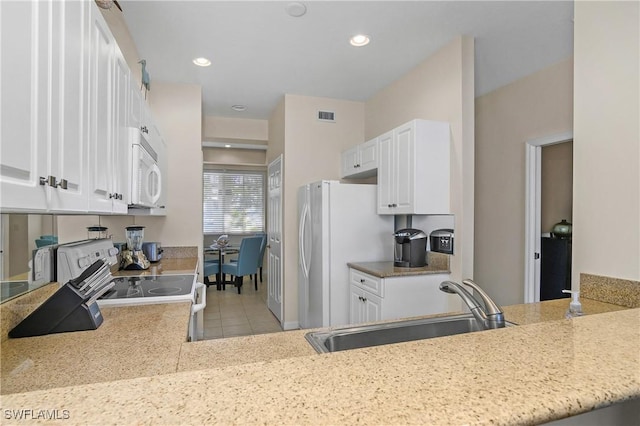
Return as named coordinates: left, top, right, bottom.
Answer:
left=128, top=128, right=162, bottom=208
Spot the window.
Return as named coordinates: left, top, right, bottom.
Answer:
left=203, top=170, right=265, bottom=234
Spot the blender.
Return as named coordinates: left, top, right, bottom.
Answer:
left=120, top=226, right=150, bottom=270
left=87, top=226, right=109, bottom=240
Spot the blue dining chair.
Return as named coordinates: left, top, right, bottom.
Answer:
left=256, top=233, right=267, bottom=283
left=229, top=233, right=267, bottom=285
left=221, top=236, right=262, bottom=294
left=203, top=260, right=219, bottom=287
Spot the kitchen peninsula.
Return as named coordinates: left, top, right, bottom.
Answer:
left=1, top=269, right=638, bottom=425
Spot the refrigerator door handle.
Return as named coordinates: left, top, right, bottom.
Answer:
left=299, top=202, right=311, bottom=277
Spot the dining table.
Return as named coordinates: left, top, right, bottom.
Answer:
left=204, top=245, right=239, bottom=290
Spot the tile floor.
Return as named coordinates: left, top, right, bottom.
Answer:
left=202, top=276, right=282, bottom=340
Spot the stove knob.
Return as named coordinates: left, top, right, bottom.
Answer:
left=78, top=257, right=91, bottom=269
left=108, top=247, right=119, bottom=256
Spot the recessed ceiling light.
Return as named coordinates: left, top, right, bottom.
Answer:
left=192, top=57, right=211, bottom=67
left=285, top=2, right=307, bottom=17
left=350, top=34, right=370, bottom=47
left=231, top=105, right=247, bottom=112
left=224, top=144, right=231, bottom=148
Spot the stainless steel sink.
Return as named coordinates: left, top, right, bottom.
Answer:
left=305, top=314, right=516, bottom=353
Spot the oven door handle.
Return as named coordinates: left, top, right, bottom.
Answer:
left=191, top=281, right=207, bottom=314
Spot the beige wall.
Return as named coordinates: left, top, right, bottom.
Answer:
left=203, top=116, right=268, bottom=143
left=279, top=95, right=365, bottom=326
left=474, top=58, right=573, bottom=305
left=267, top=98, right=285, bottom=164
left=573, top=1, right=640, bottom=285
left=541, top=142, right=573, bottom=233
left=203, top=147, right=266, bottom=165
left=202, top=115, right=269, bottom=167
left=365, top=36, right=475, bottom=284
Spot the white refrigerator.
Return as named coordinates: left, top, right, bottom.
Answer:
left=298, top=181, right=394, bottom=328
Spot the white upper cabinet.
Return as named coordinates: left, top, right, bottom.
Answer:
left=377, top=119, right=450, bottom=215
left=128, top=73, right=143, bottom=129
left=377, top=131, right=394, bottom=212
left=87, top=5, right=116, bottom=213
left=48, top=0, right=90, bottom=212
left=0, top=0, right=89, bottom=213
left=111, top=46, right=131, bottom=213
left=0, top=0, right=167, bottom=215
left=0, top=1, right=49, bottom=212
left=341, top=138, right=378, bottom=179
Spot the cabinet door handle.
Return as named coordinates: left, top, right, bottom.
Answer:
left=362, top=297, right=367, bottom=302
left=360, top=279, right=365, bottom=283
left=56, top=178, right=68, bottom=190
left=40, top=176, right=58, bottom=187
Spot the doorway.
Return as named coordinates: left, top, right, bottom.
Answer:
left=524, top=132, right=573, bottom=303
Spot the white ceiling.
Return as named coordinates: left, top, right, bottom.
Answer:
left=121, top=1, right=574, bottom=120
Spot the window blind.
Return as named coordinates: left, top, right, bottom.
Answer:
left=203, top=170, right=265, bottom=234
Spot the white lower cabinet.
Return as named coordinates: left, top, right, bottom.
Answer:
left=350, top=285, right=383, bottom=324
left=349, top=268, right=460, bottom=325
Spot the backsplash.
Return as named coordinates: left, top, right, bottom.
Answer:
left=162, top=246, right=198, bottom=259
left=580, top=273, right=640, bottom=308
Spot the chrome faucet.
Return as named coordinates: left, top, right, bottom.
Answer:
left=439, top=279, right=505, bottom=329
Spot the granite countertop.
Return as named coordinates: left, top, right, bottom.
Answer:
left=2, top=307, right=638, bottom=425
left=1, top=257, right=638, bottom=424
left=349, top=252, right=450, bottom=278
left=0, top=302, right=191, bottom=395
left=1, top=257, right=199, bottom=395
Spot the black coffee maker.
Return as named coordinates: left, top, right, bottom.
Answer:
left=394, top=228, right=427, bottom=267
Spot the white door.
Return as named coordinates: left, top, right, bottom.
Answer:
left=267, top=155, right=283, bottom=323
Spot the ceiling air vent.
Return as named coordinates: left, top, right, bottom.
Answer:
left=317, top=110, right=336, bottom=122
